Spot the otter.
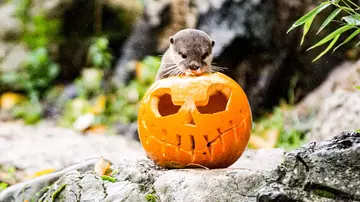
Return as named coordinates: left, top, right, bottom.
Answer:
left=155, top=29, right=219, bottom=80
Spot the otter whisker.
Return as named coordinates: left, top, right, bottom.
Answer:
left=162, top=65, right=178, bottom=72
left=162, top=65, right=180, bottom=76
left=174, top=70, right=184, bottom=76
left=168, top=67, right=183, bottom=76
left=211, top=65, right=227, bottom=72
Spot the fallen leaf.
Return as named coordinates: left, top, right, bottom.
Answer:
left=25, top=168, right=56, bottom=180
left=249, top=129, right=280, bottom=149
left=85, top=124, right=107, bottom=134
left=94, top=157, right=111, bottom=176
left=0, top=92, right=25, bottom=110
left=90, top=95, right=107, bottom=115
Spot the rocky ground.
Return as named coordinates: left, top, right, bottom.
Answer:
left=0, top=121, right=285, bottom=174
left=0, top=122, right=145, bottom=175
left=0, top=121, right=286, bottom=201
left=1, top=131, right=359, bottom=202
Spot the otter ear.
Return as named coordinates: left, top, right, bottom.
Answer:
left=169, top=37, right=174, bottom=44
left=211, top=40, right=215, bottom=47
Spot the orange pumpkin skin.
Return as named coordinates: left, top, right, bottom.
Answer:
left=138, top=72, right=252, bottom=169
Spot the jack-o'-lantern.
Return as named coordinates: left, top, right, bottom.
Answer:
left=138, top=72, right=252, bottom=169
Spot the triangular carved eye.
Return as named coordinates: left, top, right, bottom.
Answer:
left=156, top=93, right=181, bottom=116
left=197, top=91, right=229, bottom=114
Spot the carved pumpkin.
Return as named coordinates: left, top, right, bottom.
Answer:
left=138, top=72, right=252, bottom=168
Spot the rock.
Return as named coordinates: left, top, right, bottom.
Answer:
left=197, top=0, right=274, bottom=56
left=2, top=159, right=268, bottom=202
left=0, top=4, right=22, bottom=40
left=105, top=0, right=143, bottom=16
left=308, top=90, right=360, bottom=141
left=231, top=148, right=285, bottom=170
left=258, top=132, right=360, bottom=201
left=285, top=60, right=360, bottom=140
left=30, top=0, right=74, bottom=18
left=292, top=60, right=360, bottom=120
left=0, top=157, right=106, bottom=202
left=114, top=122, right=140, bottom=141
left=2, top=131, right=359, bottom=202
left=0, top=122, right=145, bottom=175
left=0, top=43, right=28, bottom=72
left=112, top=19, right=160, bottom=85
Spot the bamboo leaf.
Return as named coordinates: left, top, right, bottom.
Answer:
left=312, top=34, right=340, bottom=62
left=287, top=2, right=331, bottom=33
left=301, top=16, right=315, bottom=45
left=333, top=28, right=360, bottom=51
left=346, top=0, right=360, bottom=10
left=317, top=8, right=342, bottom=34
left=308, top=24, right=353, bottom=51
left=342, top=15, right=360, bottom=25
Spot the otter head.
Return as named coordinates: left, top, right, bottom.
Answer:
left=169, top=29, right=215, bottom=76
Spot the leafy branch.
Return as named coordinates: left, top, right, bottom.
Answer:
left=288, top=0, right=360, bottom=61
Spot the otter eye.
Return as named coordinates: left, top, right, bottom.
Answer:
left=202, top=53, right=209, bottom=60
left=179, top=52, right=187, bottom=59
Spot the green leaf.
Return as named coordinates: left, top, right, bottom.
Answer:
left=101, top=175, right=116, bottom=183
left=0, top=182, right=8, bottom=191
left=355, top=86, right=360, bottom=90
left=51, top=184, right=67, bottom=201
left=301, top=15, right=315, bottom=45
left=317, top=8, right=342, bottom=34
left=312, top=34, right=340, bottom=62
left=333, top=28, right=360, bottom=51
left=97, top=38, right=108, bottom=50
left=1, top=72, right=20, bottom=84
left=342, top=15, right=360, bottom=25
left=48, top=64, right=60, bottom=79
left=356, top=40, right=360, bottom=46
left=308, top=24, right=353, bottom=51
left=287, top=2, right=331, bottom=33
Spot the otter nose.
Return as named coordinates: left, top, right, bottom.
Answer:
left=189, top=62, right=201, bottom=70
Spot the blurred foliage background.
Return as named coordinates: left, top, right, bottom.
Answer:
left=1, top=0, right=360, bottom=153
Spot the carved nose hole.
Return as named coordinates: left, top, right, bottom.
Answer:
left=157, top=94, right=181, bottom=116
left=197, top=91, right=229, bottom=114
left=184, top=111, right=195, bottom=126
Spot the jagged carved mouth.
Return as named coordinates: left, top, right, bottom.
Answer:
left=143, top=86, right=248, bottom=161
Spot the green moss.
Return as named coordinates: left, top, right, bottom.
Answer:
left=313, top=189, right=336, bottom=199
left=51, top=184, right=67, bottom=201
left=145, top=193, right=158, bottom=202
left=101, top=175, right=116, bottom=183
left=0, top=182, right=8, bottom=192
left=31, top=186, right=50, bottom=202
